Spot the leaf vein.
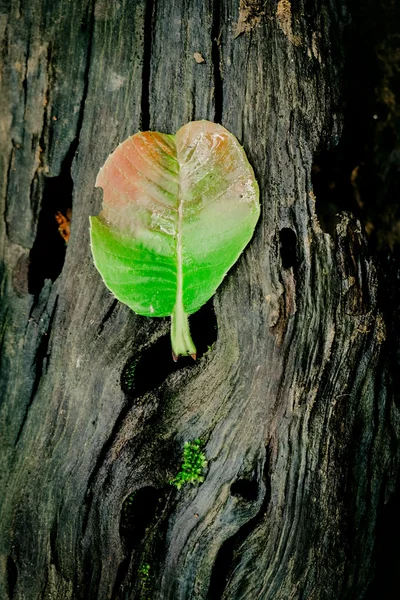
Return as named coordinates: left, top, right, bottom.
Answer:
left=109, top=155, right=172, bottom=200
left=126, top=137, right=179, bottom=181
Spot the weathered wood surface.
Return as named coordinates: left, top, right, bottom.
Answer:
left=0, top=0, right=398, bottom=599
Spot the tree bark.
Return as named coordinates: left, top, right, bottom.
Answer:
left=0, top=1, right=398, bottom=599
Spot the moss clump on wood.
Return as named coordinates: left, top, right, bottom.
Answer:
left=138, top=563, right=151, bottom=599
left=170, top=439, right=208, bottom=490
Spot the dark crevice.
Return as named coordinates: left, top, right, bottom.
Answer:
left=80, top=548, right=98, bottom=600
left=112, top=488, right=166, bottom=600
left=140, top=0, right=154, bottom=130
left=82, top=399, right=162, bottom=543
left=31, top=134, right=39, bottom=153
left=29, top=168, right=39, bottom=221
left=311, top=0, right=395, bottom=245
left=311, top=147, right=362, bottom=239
left=22, top=34, right=31, bottom=118
left=75, top=0, right=95, bottom=147
left=14, top=297, right=58, bottom=447
left=111, top=556, right=131, bottom=600
left=208, top=535, right=236, bottom=599
left=208, top=445, right=272, bottom=600
left=124, top=333, right=192, bottom=397
left=191, top=86, right=196, bottom=123
left=279, top=228, right=298, bottom=270
left=112, top=488, right=169, bottom=600
left=120, top=487, right=161, bottom=552
left=377, top=249, right=400, bottom=410
left=97, top=299, right=118, bottom=335
left=28, top=0, right=94, bottom=296
left=364, top=472, right=400, bottom=599
left=121, top=300, right=218, bottom=398
left=7, top=556, right=18, bottom=599
left=83, top=391, right=170, bottom=554
left=230, top=479, right=259, bottom=502
left=211, top=0, right=223, bottom=124
left=28, top=148, right=74, bottom=294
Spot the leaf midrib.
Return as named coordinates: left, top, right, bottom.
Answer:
left=175, top=141, right=184, bottom=316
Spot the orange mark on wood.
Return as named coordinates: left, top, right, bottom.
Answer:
left=55, top=209, right=71, bottom=242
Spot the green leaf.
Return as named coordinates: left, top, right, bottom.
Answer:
left=90, top=120, right=260, bottom=359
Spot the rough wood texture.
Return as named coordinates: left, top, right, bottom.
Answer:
left=0, top=1, right=398, bottom=599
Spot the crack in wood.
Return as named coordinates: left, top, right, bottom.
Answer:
left=208, top=444, right=272, bottom=599
left=140, top=0, right=154, bottom=131
left=97, top=298, right=118, bottom=336
left=7, top=555, right=18, bottom=600
left=212, top=0, right=223, bottom=123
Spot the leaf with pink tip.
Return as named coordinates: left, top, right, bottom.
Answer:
left=90, top=120, right=260, bottom=359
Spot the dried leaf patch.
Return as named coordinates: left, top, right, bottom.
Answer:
left=55, top=209, right=71, bottom=243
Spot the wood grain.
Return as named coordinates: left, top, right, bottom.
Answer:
left=0, top=0, right=398, bottom=599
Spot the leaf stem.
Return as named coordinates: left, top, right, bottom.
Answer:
left=171, top=303, right=197, bottom=361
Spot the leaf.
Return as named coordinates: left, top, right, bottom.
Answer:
left=90, top=120, right=260, bottom=359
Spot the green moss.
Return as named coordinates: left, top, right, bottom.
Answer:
left=170, top=439, right=208, bottom=490
left=121, top=492, right=137, bottom=523
left=138, top=562, right=151, bottom=582
left=126, top=492, right=136, bottom=505
left=122, top=358, right=138, bottom=392
left=138, top=563, right=151, bottom=600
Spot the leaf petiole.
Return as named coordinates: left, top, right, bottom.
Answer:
left=171, top=303, right=196, bottom=361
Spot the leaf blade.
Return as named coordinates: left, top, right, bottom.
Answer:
left=90, top=120, right=260, bottom=356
